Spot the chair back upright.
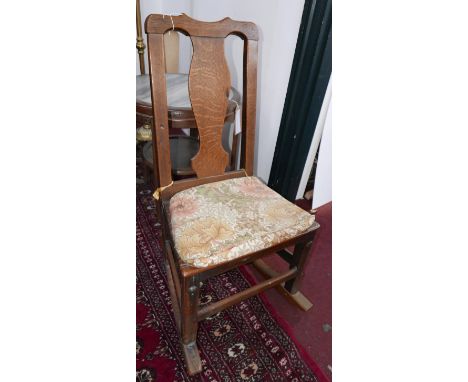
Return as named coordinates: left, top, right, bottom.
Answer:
left=145, top=13, right=258, bottom=189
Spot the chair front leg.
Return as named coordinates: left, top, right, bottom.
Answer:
left=284, top=233, right=316, bottom=294
left=180, top=274, right=202, bottom=375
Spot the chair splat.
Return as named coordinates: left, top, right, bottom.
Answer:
left=189, top=36, right=231, bottom=177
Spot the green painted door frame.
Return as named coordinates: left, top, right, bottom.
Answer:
left=268, top=0, right=332, bottom=201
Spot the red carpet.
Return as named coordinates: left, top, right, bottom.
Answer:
left=136, top=185, right=329, bottom=381
left=246, top=202, right=332, bottom=380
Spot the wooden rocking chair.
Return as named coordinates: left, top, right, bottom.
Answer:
left=145, top=13, right=320, bottom=375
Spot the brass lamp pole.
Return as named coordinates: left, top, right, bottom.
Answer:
left=136, top=0, right=145, bottom=75
left=135, top=0, right=152, bottom=142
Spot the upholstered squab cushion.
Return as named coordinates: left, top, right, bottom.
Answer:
left=168, top=176, right=315, bottom=268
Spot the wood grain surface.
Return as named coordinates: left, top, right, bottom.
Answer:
left=189, top=36, right=231, bottom=177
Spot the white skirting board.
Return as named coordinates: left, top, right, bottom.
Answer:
left=312, top=99, right=332, bottom=209
left=295, top=77, right=332, bottom=201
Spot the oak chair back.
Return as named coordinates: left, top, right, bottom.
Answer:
left=145, top=13, right=258, bottom=191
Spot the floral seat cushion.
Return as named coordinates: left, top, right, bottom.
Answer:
left=168, top=176, right=315, bottom=268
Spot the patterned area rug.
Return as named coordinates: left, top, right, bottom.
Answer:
left=136, top=185, right=328, bottom=382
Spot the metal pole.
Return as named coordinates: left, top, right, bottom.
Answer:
left=136, top=0, right=146, bottom=75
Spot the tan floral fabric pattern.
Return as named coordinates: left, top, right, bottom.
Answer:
left=169, top=176, right=315, bottom=268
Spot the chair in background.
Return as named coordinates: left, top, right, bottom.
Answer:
left=146, top=13, right=320, bottom=375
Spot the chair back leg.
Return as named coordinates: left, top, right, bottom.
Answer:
left=284, top=235, right=316, bottom=294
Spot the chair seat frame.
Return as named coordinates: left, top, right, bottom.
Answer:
left=145, top=14, right=319, bottom=375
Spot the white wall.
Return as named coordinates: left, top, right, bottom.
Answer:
left=137, top=0, right=305, bottom=183
left=137, top=0, right=193, bottom=74
left=312, top=99, right=332, bottom=208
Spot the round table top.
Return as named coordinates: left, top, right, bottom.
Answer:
left=136, top=73, right=239, bottom=109
left=143, top=136, right=200, bottom=176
